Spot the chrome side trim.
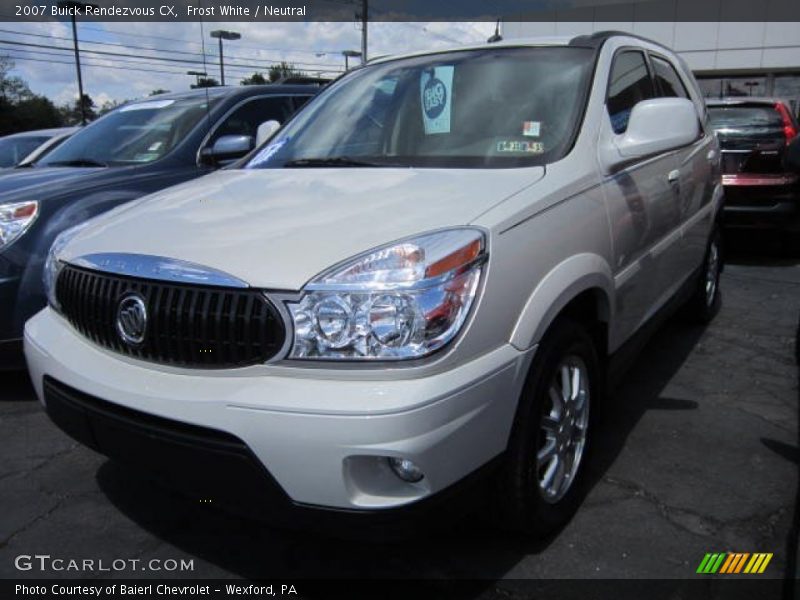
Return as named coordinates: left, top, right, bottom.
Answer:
left=69, top=253, right=249, bottom=288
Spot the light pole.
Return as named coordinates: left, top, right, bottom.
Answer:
left=342, top=50, right=362, bottom=70
left=57, top=0, right=98, bottom=125
left=487, top=19, right=503, bottom=44
left=187, top=70, right=207, bottom=87
left=210, top=30, right=241, bottom=86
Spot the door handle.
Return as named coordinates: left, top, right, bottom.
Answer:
left=667, top=169, right=680, bottom=184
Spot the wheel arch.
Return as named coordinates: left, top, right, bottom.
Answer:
left=509, top=253, right=613, bottom=356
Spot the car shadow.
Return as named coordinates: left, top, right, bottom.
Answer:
left=0, top=369, right=35, bottom=402
left=777, top=310, right=800, bottom=599
left=724, top=230, right=800, bottom=267
left=95, top=309, right=708, bottom=584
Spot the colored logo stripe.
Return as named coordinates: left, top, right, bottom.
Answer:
left=697, top=553, right=773, bottom=574
left=697, top=553, right=726, bottom=573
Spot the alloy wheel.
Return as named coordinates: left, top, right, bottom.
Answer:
left=536, top=355, right=590, bottom=504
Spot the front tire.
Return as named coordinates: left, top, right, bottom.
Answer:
left=494, top=318, right=599, bottom=537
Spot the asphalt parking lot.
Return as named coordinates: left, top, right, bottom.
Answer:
left=1, top=234, right=798, bottom=588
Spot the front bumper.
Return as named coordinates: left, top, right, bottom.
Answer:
left=25, top=308, right=533, bottom=519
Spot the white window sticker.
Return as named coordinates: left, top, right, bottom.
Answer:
left=496, top=140, right=545, bottom=154
left=248, top=136, right=288, bottom=167
left=522, top=121, right=541, bottom=137
left=420, top=66, right=454, bottom=135
left=119, top=99, right=175, bottom=112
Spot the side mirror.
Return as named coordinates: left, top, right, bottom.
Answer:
left=201, top=134, right=255, bottom=166
left=601, top=97, right=699, bottom=172
left=256, top=120, right=281, bottom=147
left=784, top=136, right=800, bottom=173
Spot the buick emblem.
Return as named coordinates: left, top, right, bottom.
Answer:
left=116, top=293, right=147, bottom=346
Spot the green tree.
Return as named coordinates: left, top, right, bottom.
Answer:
left=0, top=55, right=33, bottom=104
left=191, top=76, right=219, bottom=89
left=268, top=62, right=303, bottom=83
left=12, top=95, right=62, bottom=131
left=60, top=94, right=97, bottom=125
left=240, top=72, right=267, bottom=85
left=98, top=99, right=122, bottom=116
left=0, top=54, right=64, bottom=135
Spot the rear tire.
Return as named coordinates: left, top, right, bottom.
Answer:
left=494, top=318, right=599, bottom=537
left=687, top=225, right=722, bottom=323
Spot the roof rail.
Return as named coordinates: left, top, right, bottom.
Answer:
left=569, top=30, right=671, bottom=52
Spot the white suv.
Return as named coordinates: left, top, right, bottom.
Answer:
left=25, top=32, right=722, bottom=536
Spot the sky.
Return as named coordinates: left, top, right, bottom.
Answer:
left=0, top=21, right=496, bottom=107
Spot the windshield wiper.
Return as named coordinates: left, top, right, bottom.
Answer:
left=45, top=159, right=109, bottom=168
left=282, top=157, right=390, bottom=168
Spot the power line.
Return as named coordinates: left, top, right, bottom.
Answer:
left=5, top=21, right=345, bottom=58
left=4, top=50, right=344, bottom=83
left=0, top=37, right=344, bottom=73
left=2, top=52, right=205, bottom=77
left=80, top=23, right=344, bottom=56
left=0, top=45, right=196, bottom=75
left=0, top=28, right=346, bottom=70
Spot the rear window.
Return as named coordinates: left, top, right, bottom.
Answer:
left=708, top=106, right=783, bottom=130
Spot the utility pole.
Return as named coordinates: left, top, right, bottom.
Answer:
left=360, top=0, right=368, bottom=63
left=57, top=1, right=97, bottom=125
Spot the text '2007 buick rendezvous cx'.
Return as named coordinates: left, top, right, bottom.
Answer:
left=25, top=32, right=722, bottom=536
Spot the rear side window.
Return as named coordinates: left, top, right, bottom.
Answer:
left=651, top=56, right=689, bottom=99
left=209, top=96, right=295, bottom=146
left=607, top=50, right=655, bottom=134
left=292, top=95, right=313, bottom=111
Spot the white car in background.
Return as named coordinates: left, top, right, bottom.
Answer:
left=25, top=32, right=721, bottom=536
left=0, top=127, right=77, bottom=169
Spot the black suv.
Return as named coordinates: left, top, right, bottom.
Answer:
left=0, top=84, right=316, bottom=367
left=707, top=97, right=799, bottom=233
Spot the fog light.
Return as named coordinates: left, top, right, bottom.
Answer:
left=388, top=457, right=424, bottom=483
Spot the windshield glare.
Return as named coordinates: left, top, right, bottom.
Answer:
left=39, top=97, right=217, bottom=167
left=247, top=47, right=593, bottom=169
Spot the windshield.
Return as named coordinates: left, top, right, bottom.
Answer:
left=0, top=136, right=48, bottom=167
left=39, top=97, right=218, bottom=167
left=247, top=47, right=594, bottom=169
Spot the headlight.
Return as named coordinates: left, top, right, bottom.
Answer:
left=287, top=228, right=486, bottom=361
left=44, top=221, right=91, bottom=312
left=0, top=201, right=38, bottom=252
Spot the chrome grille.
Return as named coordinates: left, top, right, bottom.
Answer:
left=55, top=264, right=285, bottom=368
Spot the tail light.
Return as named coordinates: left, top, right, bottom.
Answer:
left=775, top=102, right=797, bottom=144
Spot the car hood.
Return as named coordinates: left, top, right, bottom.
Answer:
left=0, top=166, right=109, bottom=201
left=63, top=167, right=544, bottom=290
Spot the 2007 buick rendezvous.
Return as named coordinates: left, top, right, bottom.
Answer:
left=25, top=32, right=722, bottom=536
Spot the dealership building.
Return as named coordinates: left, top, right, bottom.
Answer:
left=503, top=5, right=800, bottom=116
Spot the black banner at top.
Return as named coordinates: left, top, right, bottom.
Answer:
left=2, top=0, right=800, bottom=23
